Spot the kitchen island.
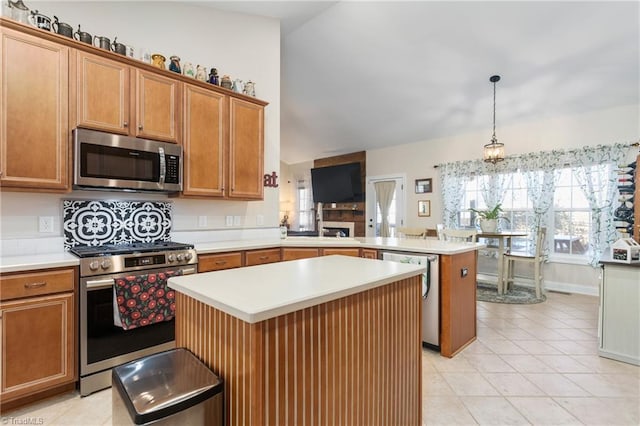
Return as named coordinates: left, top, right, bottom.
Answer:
left=168, top=255, right=425, bottom=426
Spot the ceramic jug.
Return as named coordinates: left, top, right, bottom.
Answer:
left=195, top=65, right=207, bottom=81
left=52, top=16, right=73, bottom=38
left=73, top=25, right=92, bottom=44
left=8, top=0, right=29, bottom=24
left=232, top=78, right=243, bottom=93
left=151, top=53, right=166, bottom=69
left=220, top=75, right=232, bottom=90
left=243, top=80, right=256, bottom=97
left=28, top=10, right=51, bottom=31
left=111, top=37, right=126, bottom=56
left=208, top=68, right=219, bottom=85
left=94, top=35, right=110, bottom=50
left=169, top=55, right=181, bottom=74
left=182, top=62, right=195, bottom=78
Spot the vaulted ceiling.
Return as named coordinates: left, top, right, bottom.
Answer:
left=201, top=1, right=639, bottom=164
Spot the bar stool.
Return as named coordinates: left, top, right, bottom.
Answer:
left=502, top=227, right=547, bottom=297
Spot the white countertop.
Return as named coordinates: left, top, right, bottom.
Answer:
left=168, top=255, right=425, bottom=323
left=0, top=252, right=79, bottom=273
left=0, top=236, right=483, bottom=273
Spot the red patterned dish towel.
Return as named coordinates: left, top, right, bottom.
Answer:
left=113, top=270, right=182, bottom=330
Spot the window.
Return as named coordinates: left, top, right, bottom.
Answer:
left=458, top=167, right=597, bottom=261
left=297, top=181, right=314, bottom=231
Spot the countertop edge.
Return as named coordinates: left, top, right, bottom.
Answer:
left=169, top=257, right=425, bottom=323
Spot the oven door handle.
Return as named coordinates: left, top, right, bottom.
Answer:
left=181, top=267, right=197, bottom=275
left=85, top=278, right=115, bottom=290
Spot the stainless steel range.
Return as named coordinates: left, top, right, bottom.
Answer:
left=70, top=241, right=197, bottom=396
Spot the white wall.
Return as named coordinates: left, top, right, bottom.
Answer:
left=0, top=1, right=281, bottom=252
left=367, top=104, right=639, bottom=294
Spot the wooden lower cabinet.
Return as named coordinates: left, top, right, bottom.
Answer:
left=0, top=268, right=76, bottom=411
left=322, top=247, right=360, bottom=257
left=245, top=248, right=281, bottom=266
left=281, top=248, right=320, bottom=261
left=361, top=248, right=378, bottom=259
left=439, top=251, right=477, bottom=357
left=198, top=252, right=243, bottom=272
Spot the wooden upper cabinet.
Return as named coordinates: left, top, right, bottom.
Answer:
left=74, top=52, right=180, bottom=143
left=228, top=97, right=264, bottom=199
left=74, top=50, right=130, bottom=134
left=135, top=69, right=180, bottom=143
left=182, top=83, right=226, bottom=197
left=0, top=28, right=69, bottom=191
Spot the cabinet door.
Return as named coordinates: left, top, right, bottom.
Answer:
left=361, top=249, right=378, bottom=259
left=75, top=50, right=130, bottom=134
left=0, top=292, right=75, bottom=402
left=228, top=98, right=264, bottom=199
left=0, top=28, right=69, bottom=190
left=182, top=84, right=225, bottom=197
left=135, top=69, right=180, bottom=143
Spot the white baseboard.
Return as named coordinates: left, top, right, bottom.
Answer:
left=476, top=273, right=599, bottom=297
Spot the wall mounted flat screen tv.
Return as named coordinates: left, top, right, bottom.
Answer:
left=311, top=162, right=363, bottom=203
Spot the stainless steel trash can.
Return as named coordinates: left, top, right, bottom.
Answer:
left=112, top=348, right=223, bottom=425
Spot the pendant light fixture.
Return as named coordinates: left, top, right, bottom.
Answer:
left=483, top=75, right=505, bottom=163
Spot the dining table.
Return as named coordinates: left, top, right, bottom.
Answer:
left=477, top=231, right=528, bottom=294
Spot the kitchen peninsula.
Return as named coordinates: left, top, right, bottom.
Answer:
left=168, top=255, right=425, bottom=425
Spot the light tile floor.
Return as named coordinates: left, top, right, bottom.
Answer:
left=2, top=291, right=639, bottom=425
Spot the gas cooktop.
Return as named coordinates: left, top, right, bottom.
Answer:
left=69, top=241, right=194, bottom=258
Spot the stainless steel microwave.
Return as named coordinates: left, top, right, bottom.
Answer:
left=73, top=128, right=183, bottom=192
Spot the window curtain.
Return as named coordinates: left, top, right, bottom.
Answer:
left=571, top=144, right=630, bottom=265
left=520, top=150, right=562, bottom=257
left=438, top=143, right=635, bottom=265
left=438, top=162, right=471, bottom=228
left=374, top=181, right=396, bottom=237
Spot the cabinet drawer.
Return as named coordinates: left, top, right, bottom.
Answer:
left=0, top=268, right=75, bottom=301
left=245, top=249, right=281, bottom=266
left=282, top=248, right=320, bottom=261
left=199, top=252, right=243, bottom=272
left=322, top=248, right=361, bottom=257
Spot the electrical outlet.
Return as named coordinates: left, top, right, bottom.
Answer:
left=225, top=216, right=233, bottom=227
left=256, top=215, right=264, bottom=226
left=233, top=216, right=241, bottom=226
left=198, top=216, right=207, bottom=227
left=39, top=216, right=54, bottom=233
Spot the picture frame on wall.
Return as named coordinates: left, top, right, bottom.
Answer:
left=415, top=178, right=432, bottom=193
left=418, top=200, right=431, bottom=217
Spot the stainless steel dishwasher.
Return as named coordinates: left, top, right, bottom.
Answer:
left=381, top=251, right=440, bottom=348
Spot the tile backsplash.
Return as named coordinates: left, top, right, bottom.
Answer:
left=63, top=200, right=172, bottom=249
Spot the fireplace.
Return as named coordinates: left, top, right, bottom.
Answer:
left=322, top=221, right=355, bottom=237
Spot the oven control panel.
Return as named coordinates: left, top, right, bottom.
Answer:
left=80, top=249, right=198, bottom=277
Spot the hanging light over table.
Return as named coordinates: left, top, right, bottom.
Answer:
left=483, top=75, right=505, bottom=163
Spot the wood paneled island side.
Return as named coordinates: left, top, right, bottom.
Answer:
left=169, top=255, right=424, bottom=425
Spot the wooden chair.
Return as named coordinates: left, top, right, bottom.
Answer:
left=441, top=229, right=478, bottom=242
left=502, top=227, right=546, bottom=297
left=397, top=227, right=426, bottom=239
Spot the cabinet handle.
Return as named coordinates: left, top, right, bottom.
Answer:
left=24, top=281, right=47, bottom=289
left=215, top=260, right=227, bottom=265
left=123, top=121, right=128, bottom=127
left=259, top=256, right=269, bottom=260
left=138, top=125, right=143, bottom=130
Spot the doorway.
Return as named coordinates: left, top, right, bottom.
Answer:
left=366, top=174, right=406, bottom=237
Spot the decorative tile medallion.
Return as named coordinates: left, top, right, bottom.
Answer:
left=63, top=200, right=172, bottom=249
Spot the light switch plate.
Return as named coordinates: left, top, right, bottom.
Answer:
left=233, top=216, right=241, bottom=226
left=198, top=216, right=207, bottom=227
left=225, top=216, right=233, bottom=227
left=256, top=215, right=264, bottom=225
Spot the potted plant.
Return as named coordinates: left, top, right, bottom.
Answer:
left=470, top=203, right=509, bottom=232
